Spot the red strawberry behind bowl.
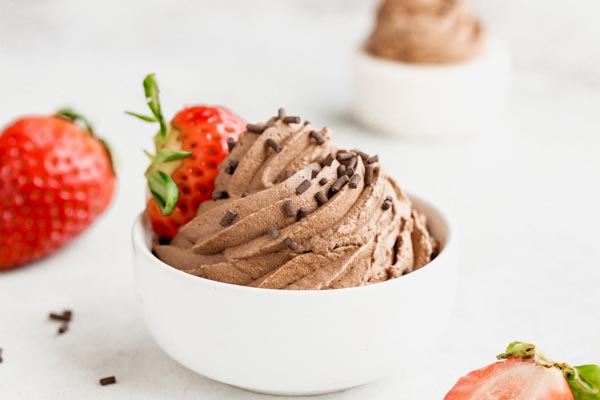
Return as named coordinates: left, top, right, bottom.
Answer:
left=127, top=74, right=246, bottom=240
left=445, top=341, right=600, bottom=400
left=0, top=110, right=115, bottom=270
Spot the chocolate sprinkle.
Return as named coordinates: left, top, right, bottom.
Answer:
left=337, top=164, right=346, bottom=176
left=281, top=170, right=294, bottom=181
left=241, top=191, right=249, bottom=198
left=311, top=169, right=319, bottom=179
left=315, top=191, right=328, bottom=206
left=349, top=174, right=361, bottom=189
left=227, top=137, right=236, bottom=152
left=212, top=191, right=229, bottom=200
left=247, top=123, right=267, bottom=133
left=365, top=165, right=375, bottom=186
left=284, top=237, right=299, bottom=251
left=282, top=116, right=301, bottom=124
left=267, top=226, right=280, bottom=239
left=219, top=210, right=238, bottom=227
left=58, top=323, right=68, bottom=335
left=0, top=347, right=3, bottom=364
left=295, top=179, right=311, bottom=195
left=322, top=153, right=335, bottom=167
left=336, top=152, right=353, bottom=161
left=265, top=138, right=282, bottom=153
left=100, top=376, right=117, bottom=386
left=352, top=149, right=369, bottom=161
left=367, top=155, right=379, bottom=164
left=225, top=159, right=239, bottom=174
left=297, top=207, right=309, bottom=220
left=277, top=107, right=286, bottom=119
left=330, top=175, right=350, bottom=194
left=385, top=195, right=393, bottom=202
left=304, top=120, right=310, bottom=126
left=309, top=130, right=325, bottom=145
left=283, top=200, right=295, bottom=217
left=49, top=310, right=72, bottom=322
left=345, top=156, right=357, bottom=170
left=382, top=201, right=392, bottom=211
left=318, top=177, right=328, bottom=186
left=343, top=167, right=355, bottom=177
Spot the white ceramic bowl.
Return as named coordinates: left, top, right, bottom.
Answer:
left=352, top=36, right=510, bottom=140
left=131, top=196, right=458, bottom=395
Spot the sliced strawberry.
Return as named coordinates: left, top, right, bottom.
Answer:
left=128, top=74, right=245, bottom=239
left=445, top=357, right=574, bottom=400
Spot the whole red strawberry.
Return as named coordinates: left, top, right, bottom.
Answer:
left=0, top=110, right=115, bottom=269
left=128, top=74, right=245, bottom=240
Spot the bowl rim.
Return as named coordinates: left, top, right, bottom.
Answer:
left=132, top=193, right=458, bottom=297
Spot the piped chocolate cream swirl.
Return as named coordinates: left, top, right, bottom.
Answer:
left=366, top=0, right=484, bottom=64
left=154, top=111, right=437, bottom=290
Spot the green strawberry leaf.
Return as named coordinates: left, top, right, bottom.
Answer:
left=146, top=170, right=179, bottom=216
left=56, top=108, right=95, bottom=134
left=153, top=149, right=192, bottom=165
left=125, top=111, right=158, bottom=122
left=567, top=364, right=600, bottom=399
left=142, top=73, right=168, bottom=142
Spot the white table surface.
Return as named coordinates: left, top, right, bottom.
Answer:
left=1, top=1, right=599, bottom=398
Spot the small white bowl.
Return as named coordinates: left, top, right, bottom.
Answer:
left=352, top=36, right=510, bottom=140
left=131, top=195, right=458, bottom=395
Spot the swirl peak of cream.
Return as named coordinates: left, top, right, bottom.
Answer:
left=154, top=110, right=437, bottom=290
left=366, top=0, right=484, bottom=64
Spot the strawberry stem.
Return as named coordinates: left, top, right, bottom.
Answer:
left=56, top=108, right=95, bottom=134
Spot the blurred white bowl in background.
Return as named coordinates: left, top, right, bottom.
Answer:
left=131, top=195, right=458, bottom=395
left=352, top=36, right=510, bottom=140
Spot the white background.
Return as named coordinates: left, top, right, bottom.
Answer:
left=1, top=0, right=599, bottom=398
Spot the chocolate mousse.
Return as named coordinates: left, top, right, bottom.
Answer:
left=366, top=0, right=484, bottom=64
left=154, top=109, right=437, bottom=289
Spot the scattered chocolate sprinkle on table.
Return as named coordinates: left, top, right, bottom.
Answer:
left=284, top=237, right=299, bottom=251
left=365, top=165, right=375, bottom=186
left=349, top=174, right=361, bottom=189
left=309, top=130, right=325, bottom=145
left=212, top=191, right=229, bottom=200
left=247, top=123, right=266, bottom=133
left=283, top=200, right=295, bottom=217
left=367, top=155, right=379, bottom=164
left=322, top=153, right=335, bottom=167
left=267, top=226, right=280, bottom=239
left=282, top=116, right=301, bottom=124
left=58, top=323, right=68, bottom=335
left=227, top=137, right=236, bottom=152
left=49, top=310, right=72, bottom=322
left=265, top=138, right=282, bottom=153
left=295, top=179, right=311, bottom=195
left=297, top=207, right=309, bottom=220
left=315, top=191, right=328, bottom=206
left=99, top=376, right=117, bottom=386
left=219, top=210, right=238, bottom=227
left=318, top=177, right=328, bottom=186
